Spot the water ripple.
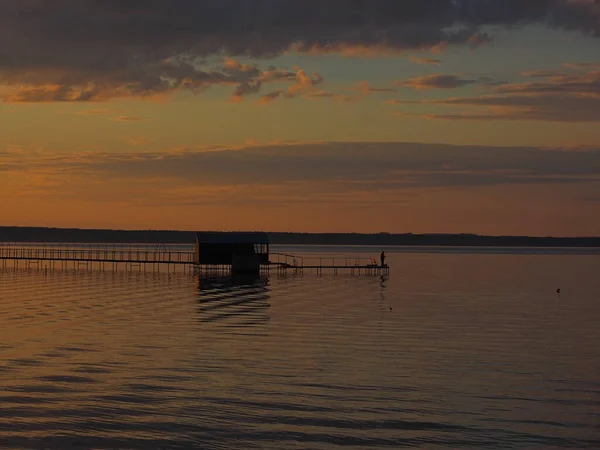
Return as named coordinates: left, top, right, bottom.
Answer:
left=1, top=251, right=599, bottom=448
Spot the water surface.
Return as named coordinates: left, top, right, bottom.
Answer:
left=1, top=248, right=599, bottom=448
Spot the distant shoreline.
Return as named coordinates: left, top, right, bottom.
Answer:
left=1, top=226, right=599, bottom=248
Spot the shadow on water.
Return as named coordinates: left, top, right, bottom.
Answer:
left=196, top=274, right=271, bottom=328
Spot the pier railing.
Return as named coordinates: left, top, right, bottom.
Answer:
left=270, top=253, right=378, bottom=268
left=269, top=252, right=388, bottom=275
left=270, top=252, right=305, bottom=267
left=0, top=242, right=195, bottom=265
left=0, top=244, right=388, bottom=275
left=300, top=256, right=377, bottom=268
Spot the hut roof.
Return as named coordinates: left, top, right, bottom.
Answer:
left=195, top=232, right=269, bottom=245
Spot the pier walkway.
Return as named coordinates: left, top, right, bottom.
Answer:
left=0, top=244, right=390, bottom=276
left=0, top=243, right=194, bottom=272
left=269, top=253, right=390, bottom=276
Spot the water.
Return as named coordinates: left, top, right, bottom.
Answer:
left=1, top=247, right=599, bottom=449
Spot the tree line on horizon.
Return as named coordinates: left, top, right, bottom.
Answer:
left=0, top=226, right=599, bottom=247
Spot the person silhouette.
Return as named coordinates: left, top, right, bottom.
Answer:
left=380, top=251, right=386, bottom=267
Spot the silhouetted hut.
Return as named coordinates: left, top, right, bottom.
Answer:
left=194, top=232, right=269, bottom=274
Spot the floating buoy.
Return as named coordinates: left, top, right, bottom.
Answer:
left=557, top=288, right=561, bottom=294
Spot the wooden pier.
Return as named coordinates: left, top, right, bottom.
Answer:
left=0, top=243, right=195, bottom=273
left=268, top=253, right=390, bottom=276
left=0, top=244, right=389, bottom=276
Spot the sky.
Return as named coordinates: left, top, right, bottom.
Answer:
left=1, top=0, right=600, bottom=236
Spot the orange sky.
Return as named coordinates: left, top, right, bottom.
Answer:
left=1, top=1, right=600, bottom=235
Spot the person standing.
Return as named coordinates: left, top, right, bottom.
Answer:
left=380, top=251, right=386, bottom=267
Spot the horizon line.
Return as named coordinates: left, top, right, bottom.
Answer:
left=1, top=225, right=599, bottom=241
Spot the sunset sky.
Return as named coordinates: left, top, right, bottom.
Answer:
left=1, top=0, right=600, bottom=235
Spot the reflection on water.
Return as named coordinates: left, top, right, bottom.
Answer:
left=379, top=274, right=388, bottom=311
left=197, top=275, right=271, bottom=328
left=1, top=250, right=600, bottom=449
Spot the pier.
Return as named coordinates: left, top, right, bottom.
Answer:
left=0, top=243, right=195, bottom=273
left=0, top=242, right=390, bottom=276
left=269, top=252, right=390, bottom=276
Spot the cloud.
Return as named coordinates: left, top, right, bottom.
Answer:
left=304, top=91, right=338, bottom=99
left=393, top=93, right=600, bottom=122
left=231, top=80, right=263, bottom=102
left=1, top=1, right=599, bottom=104
left=300, top=80, right=398, bottom=102
left=3, top=85, right=82, bottom=103
left=563, top=62, right=600, bottom=70
left=467, top=32, right=493, bottom=48
left=254, top=69, right=325, bottom=103
left=391, top=65, right=600, bottom=122
left=356, top=81, right=398, bottom=94
left=76, top=109, right=118, bottom=116
left=495, top=70, right=600, bottom=96
left=111, top=116, right=146, bottom=123
left=396, top=74, right=479, bottom=89
left=4, top=140, right=600, bottom=234
left=278, top=80, right=397, bottom=103
left=4, top=141, right=600, bottom=193
left=287, top=70, right=325, bottom=97
left=3, top=141, right=599, bottom=235
left=409, top=56, right=442, bottom=65
left=0, top=51, right=320, bottom=103
left=125, top=136, right=153, bottom=147
left=3, top=2, right=598, bottom=60
left=258, top=90, right=284, bottom=104
left=521, top=70, right=569, bottom=78
left=304, top=91, right=356, bottom=102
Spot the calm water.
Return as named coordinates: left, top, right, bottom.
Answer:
left=1, top=247, right=599, bottom=449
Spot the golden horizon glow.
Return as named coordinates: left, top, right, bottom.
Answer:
left=1, top=2, right=600, bottom=235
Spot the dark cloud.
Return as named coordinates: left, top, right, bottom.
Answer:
left=564, top=62, right=600, bottom=69
left=391, top=66, right=600, bottom=122
left=1, top=0, right=599, bottom=102
left=397, top=74, right=480, bottom=89
left=409, top=56, right=443, bottom=65
left=396, top=106, right=600, bottom=122
left=496, top=70, right=600, bottom=96
left=304, top=91, right=357, bottom=102
left=5, top=141, right=600, bottom=190
left=0, top=57, right=320, bottom=102
left=388, top=63, right=600, bottom=123
left=399, top=101, right=600, bottom=122
left=521, top=70, right=570, bottom=78
left=355, top=81, right=398, bottom=95
left=305, top=91, right=338, bottom=99
left=232, top=80, right=263, bottom=100
left=393, top=93, right=600, bottom=122
left=257, top=91, right=282, bottom=104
